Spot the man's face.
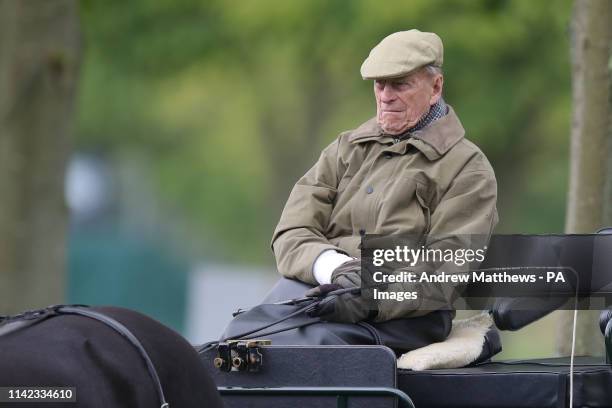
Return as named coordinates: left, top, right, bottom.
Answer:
left=374, top=68, right=443, bottom=135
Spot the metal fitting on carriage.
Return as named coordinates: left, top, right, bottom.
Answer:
left=232, top=355, right=247, bottom=370
left=214, top=342, right=232, bottom=372
left=213, top=340, right=271, bottom=372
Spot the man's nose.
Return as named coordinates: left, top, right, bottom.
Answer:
left=379, top=84, right=396, bottom=103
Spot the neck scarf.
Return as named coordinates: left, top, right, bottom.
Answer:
left=398, top=98, right=448, bottom=140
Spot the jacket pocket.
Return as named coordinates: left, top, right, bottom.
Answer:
left=415, top=181, right=433, bottom=234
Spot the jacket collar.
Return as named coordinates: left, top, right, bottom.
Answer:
left=348, top=105, right=465, bottom=161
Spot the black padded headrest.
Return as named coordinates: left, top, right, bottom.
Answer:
left=492, top=297, right=568, bottom=331
left=485, top=230, right=612, bottom=331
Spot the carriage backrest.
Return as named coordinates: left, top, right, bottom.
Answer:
left=486, top=228, right=612, bottom=331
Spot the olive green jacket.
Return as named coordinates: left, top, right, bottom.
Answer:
left=271, top=106, right=498, bottom=320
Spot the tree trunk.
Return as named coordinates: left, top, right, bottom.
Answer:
left=0, top=0, right=81, bottom=314
left=557, top=0, right=612, bottom=356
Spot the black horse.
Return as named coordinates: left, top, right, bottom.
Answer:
left=0, top=306, right=223, bottom=408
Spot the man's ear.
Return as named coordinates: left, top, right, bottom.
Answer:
left=429, top=75, right=444, bottom=105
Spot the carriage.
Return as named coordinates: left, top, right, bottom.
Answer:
left=199, top=230, right=612, bottom=408
left=199, top=283, right=612, bottom=407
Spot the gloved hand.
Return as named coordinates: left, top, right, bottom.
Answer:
left=305, top=259, right=377, bottom=323
left=331, top=258, right=362, bottom=288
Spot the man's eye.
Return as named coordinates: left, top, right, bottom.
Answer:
left=392, top=82, right=410, bottom=89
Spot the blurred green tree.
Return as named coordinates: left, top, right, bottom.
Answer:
left=557, top=0, right=611, bottom=357
left=77, top=0, right=573, bottom=265
left=0, top=0, right=81, bottom=313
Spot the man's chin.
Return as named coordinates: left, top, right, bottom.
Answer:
left=379, top=121, right=411, bottom=135
left=378, top=114, right=414, bottom=134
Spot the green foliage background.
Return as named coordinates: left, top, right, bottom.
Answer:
left=77, top=0, right=573, bottom=265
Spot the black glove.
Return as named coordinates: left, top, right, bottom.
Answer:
left=331, top=258, right=362, bottom=288
left=305, top=259, right=376, bottom=323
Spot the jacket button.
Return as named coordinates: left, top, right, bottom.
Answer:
left=359, top=228, right=366, bottom=236
left=366, top=186, right=374, bottom=194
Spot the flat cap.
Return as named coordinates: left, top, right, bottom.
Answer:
left=360, top=29, right=443, bottom=80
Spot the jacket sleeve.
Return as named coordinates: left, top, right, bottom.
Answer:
left=375, top=156, right=498, bottom=321
left=271, top=138, right=348, bottom=285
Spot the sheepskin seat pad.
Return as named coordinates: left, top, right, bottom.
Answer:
left=398, top=312, right=495, bottom=370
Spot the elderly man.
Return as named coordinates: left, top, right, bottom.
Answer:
left=271, top=30, right=498, bottom=324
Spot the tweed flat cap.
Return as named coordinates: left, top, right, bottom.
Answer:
left=360, top=29, right=443, bottom=80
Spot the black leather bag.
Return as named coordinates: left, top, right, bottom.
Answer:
left=221, top=277, right=453, bottom=354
